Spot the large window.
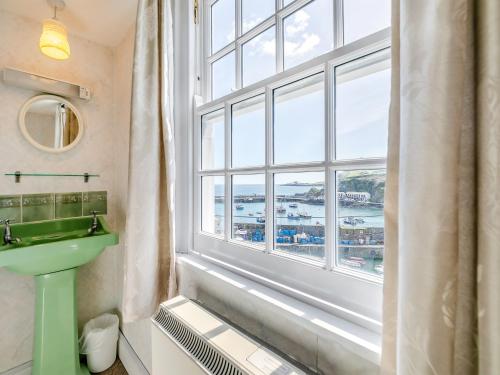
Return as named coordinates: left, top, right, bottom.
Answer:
left=203, top=0, right=390, bottom=99
left=196, top=0, right=391, bottom=323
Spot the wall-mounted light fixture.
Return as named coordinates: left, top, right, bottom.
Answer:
left=39, top=0, right=71, bottom=60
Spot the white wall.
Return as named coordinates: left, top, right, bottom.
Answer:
left=0, top=11, right=131, bottom=372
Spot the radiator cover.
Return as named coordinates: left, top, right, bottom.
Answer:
left=152, top=296, right=307, bottom=375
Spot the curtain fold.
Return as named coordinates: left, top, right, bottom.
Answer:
left=122, top=0, right=177, bottom=323
left=381, top=0, right=500, bottom=374
left=53, top=103, right=66, bottom=148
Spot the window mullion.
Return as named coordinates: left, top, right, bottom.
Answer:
left=275, top=0, right=283, bottom=79
left=265, top=86, right=274, bottom=254
left=275, top=13, right=284, bottom=74
left=224, top=102, right=232, bottom=240
left=235, top=0, right=242, bottom=90
left=334, top=0, right=344, bottom=49
left=325, top=62, right=334, bottom=270
left=325, top=168, right=334, bottom=270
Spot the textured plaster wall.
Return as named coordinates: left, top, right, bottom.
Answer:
left=0, top=11, right=130, bottom=372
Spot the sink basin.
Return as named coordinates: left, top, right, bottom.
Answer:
left=0, top=216, right=117, bottom=275
left=0, top=216, right=118, bottom=375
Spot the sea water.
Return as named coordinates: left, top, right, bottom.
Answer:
left=214, top=184, right=384, bottom=227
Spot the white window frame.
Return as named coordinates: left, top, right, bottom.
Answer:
left=202, top=0, right=340, bottom=99
left=193, top=0, right=391, bottom=331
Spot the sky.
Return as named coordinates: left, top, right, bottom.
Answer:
left=205, top=0, right=392, bottom=183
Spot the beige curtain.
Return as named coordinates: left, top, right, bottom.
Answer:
left=382, top=0, right=500, bottom=374
left=122, top=0, right=177, bottom=322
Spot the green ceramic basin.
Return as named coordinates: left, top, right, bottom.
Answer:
left=0, top=216, right=118, bottom=275
left=0, top=216, right=118, bottom=375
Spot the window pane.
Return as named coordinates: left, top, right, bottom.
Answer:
left=232, top=174, right=266, bottom=246
left=212, top=51, right=235, bottom=100
left=202, top=176, right=225, bottom=235
left=211, top=0, right=235, bottom=53
left=336, top=170, right=385, bottom=276
left=232, top=95, right=265, bottom=167
left=343, top=0, right=391, bottom=44
left=335, top=50, right=391, bottom=160
left=284, top=0, right=334, bottom=69
left=202, top=109, right=225, bottom=170
left=242, top=27, right=276, bottom=87
left=274, top=73, right=325, bottom=164
left=242, top=0, right=275, bottom=33
left=274, top=172, right=325, bottom=260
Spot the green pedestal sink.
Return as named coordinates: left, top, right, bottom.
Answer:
left=0, top=216, right=118, bottom=375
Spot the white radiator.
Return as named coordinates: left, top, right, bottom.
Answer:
left=151, top=296, right=307, bottom=375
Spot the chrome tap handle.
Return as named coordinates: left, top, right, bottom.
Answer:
left=88, top=211, right=100, bottom=234
left=1, top=219, right=20, bottom=245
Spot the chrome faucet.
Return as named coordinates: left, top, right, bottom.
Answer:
left=1, top=219, right=21, bottom=245
left=88, top=211, right=100, bottom=235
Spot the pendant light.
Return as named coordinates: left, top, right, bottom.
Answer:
left=39, top=0, right=71, bottom=60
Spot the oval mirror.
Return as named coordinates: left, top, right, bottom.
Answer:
left=19, top=95, right=84, bottom=153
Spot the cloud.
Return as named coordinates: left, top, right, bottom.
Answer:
left=284, top=33, right=320, bottom=56
left=240, top=8, right=320, bottom=59
left=285, top=10, right=310, bottom=36
left=246, top=30, right=276, bottom=57
left=242, top=18, right=262, bottom=33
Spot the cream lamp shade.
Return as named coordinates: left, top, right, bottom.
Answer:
left=39, top=18, right=71, bottom=60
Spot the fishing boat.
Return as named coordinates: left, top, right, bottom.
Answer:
left=235, top=204, right=244, bottom=210
left=248, top=212, right=254, bottom=216
left=256, top=211, right=263, bottom=215
left=298, top=212, right=312, bottom=219
left=343, top=216, right=357, bottom=225
left=256, top=217, right=265, bottom=223
left=289, top=203, right=298, bottom=208
left=340, top=259, right=362, bottom=268
left=348, top=256, right=367, bottom=265
left=343, top=217, right=365, bottom=225
left=287, top=213, right=300, bottom=220
left=276, top=206, right=286, bottom=213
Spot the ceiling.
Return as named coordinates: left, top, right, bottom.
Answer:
left=0, top=0, right=138, bottom=47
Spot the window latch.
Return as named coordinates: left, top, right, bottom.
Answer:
left=194, top=0, right=199, bottom=24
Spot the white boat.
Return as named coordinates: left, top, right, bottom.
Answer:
left=298, top=212, right=311, bottom=219
left=340, top=259, right=362, bottom=268
left=348, top=256, right=366, bottom=265
left=235, top=204, right=244, bottom=210
left=287, top=213, right=300, bottom=220
left=289, top=203, right=298, bottom=208
left=248, top=212, right=254, bottom=216
left=343, top=216, right=357, bottom=225
left=276, top=206, right=286, bottom=213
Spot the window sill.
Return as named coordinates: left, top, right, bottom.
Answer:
left=177, top=254, right=381, bottom=371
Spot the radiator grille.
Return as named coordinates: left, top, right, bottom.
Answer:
left=153, top=308, right=245, bottom=375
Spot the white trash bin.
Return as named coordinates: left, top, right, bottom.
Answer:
left=79, top=313, right=119, bottom=373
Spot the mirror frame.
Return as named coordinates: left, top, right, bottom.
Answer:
left=19, top=94, right=85, bottom=153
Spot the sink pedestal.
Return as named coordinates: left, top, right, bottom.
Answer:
left=0, top=216, right=118, bottom=374
left=33, top=268, right=89, bottom=375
